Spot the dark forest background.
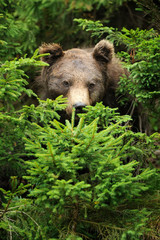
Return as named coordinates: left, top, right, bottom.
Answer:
left=1, top=0, right=160, bottom=57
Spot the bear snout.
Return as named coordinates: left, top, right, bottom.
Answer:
left=66, top=86, right=90, bottom=115
left=73, top=102, right=87, bottom=113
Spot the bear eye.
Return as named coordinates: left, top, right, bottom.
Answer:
left=62, top=80, right=70, bottom=87
left=88, top=83, right=95, bottom=90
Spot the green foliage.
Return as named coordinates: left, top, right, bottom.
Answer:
left=0, top=51, right=47, bottom=112
left=0, top=1, right=39, bottom=60
left=19, top=103, right=159, bottom=239
left=78, top=102, right=131, bottom=130
left=1, top=88, right=159, bottom=239
left=0, top=50, right=48, bottom=186
left=0, top=0, right=136, bottom=61
left=20, top=96, right=66, bottom=125
left=1, top=0, right=159, bottom=61
left=0, top=177, right=44, bottom=240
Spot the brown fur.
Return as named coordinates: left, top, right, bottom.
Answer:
left=38, top=40, right=127, bottom=115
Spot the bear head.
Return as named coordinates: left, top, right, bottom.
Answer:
left=38, top=40, right=124, bottom=115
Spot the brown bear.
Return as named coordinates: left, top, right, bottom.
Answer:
left=38, top=40, right=127, bottom=116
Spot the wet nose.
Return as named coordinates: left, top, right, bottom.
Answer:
left=73, top=102, right=87, bottom=113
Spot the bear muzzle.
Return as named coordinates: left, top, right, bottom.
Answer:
left=66, top=87, right=90, bottom=115
left=73, top=102, right=87, bottom=113
left=66, top=101, right=88, bottom=115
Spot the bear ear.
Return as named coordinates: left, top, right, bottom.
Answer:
left=93, top=40, right=114, bottom=63
left=39, top=43, right=64, bottom=65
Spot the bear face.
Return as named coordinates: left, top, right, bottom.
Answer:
left=39, top=40, right=126, bottom=115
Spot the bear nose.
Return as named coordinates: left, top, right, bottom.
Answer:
left=73, top=102, right=87, bottom=113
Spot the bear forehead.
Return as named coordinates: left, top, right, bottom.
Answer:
left=52, top=48, right=102, bottom=76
